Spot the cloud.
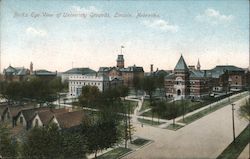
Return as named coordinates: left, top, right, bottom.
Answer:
left=70, top=5, right=101, bottom=14
left=26, top=27, right=48, bottom=37
left=196, top=8, right=233, bottom=25
left=143, top=19, right=179, bottom=33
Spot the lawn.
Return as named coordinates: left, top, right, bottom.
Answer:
left=142, top=92, right=249, bottom=121
left=97, top=147, right=132, bottom=159
left=178, top=92, right=249, bottom=124
left=165, top=123, right=184, bottom=131
left=138, top=118, right=165, bottom=126
left=216, top=125, right=250, bottom=159
left=131, top=138, right=150, bottom=146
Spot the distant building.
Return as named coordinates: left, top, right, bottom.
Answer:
left=33, top=69, right=57, bottom=80
left=3, top=65, right=30, bottom=82
left=165, top=55, right=247, bottom=100
left=61, top=67, right=96, bottom=83
left=68, top=74, right=123, bottom=97
left=98, top=54, right=144, bottom=87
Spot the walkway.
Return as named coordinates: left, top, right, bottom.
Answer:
left=123, top=95, right=249, bottom=159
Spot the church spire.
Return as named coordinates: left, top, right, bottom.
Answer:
left=197, top=59, right=201, bottom=70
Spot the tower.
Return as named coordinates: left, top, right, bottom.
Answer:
left=173, top=55, right=190, bottom=100
left=117, top=55, right=124, bottom=69
left=197, top=59, right=201, bottom=70
left=30, top=62, right=33, bottom=75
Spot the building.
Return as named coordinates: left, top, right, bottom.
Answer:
left=165, top=55, right=247, bottom=100
left=165, top=55, right=211, bottom=100
left=209, top=65, right=246, bottom=92
left=61, top=67, right=96, bottom=83
left=3, top=65, right=30, bottom=82
left=98, top=54, right=144, bottom=87
left=33, top=69, right=57, bottom=80
left=68, top=74, right=123, bottom=97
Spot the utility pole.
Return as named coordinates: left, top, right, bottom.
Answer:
left=231, top=103, right=236, bottom=143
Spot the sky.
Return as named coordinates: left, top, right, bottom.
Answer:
left=1, top=0, right=249, bottom=72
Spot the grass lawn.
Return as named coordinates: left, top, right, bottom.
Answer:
left=138, top=118, right=165, bottom=126
left=140, top=100, right=151, bottom=111
left=179, top=92, right=249, bottom=124
left=97, top=147, right=132, bottom=159
left=165, top=123, right=184, bottom=131
left=216, top=125, right=250, bottom=159
left=131, top=138, right=150, bottom=146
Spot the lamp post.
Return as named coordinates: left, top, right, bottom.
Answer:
left=231, top=103, right=236, bottom=143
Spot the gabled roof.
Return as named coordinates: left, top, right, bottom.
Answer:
left=4, top=66, right=29, bottom=76
left=63, top=68, right=96, bottom=75
left=165, top=73, right=175, bottom=79
left=21, top=107, right=50, bottom=122
left=54, top=110, right=85, bottom=129
left=174, top=55, right=189, bottom=71
left=37, top=108, right=69, bottom=125
left=189, top=70, right=206, bottom=78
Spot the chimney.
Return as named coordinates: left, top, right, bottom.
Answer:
left=150, top=64, right=154, bottom=73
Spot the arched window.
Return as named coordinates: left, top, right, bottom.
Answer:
left=177, top=89, right=181, bottom=96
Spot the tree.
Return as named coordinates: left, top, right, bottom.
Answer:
left=0, top=123, right=18, bottom=158
left=238, top=98, right=250, bottom=122
left=79, top=85, right=101, bottom=108
left=62, top=132, right=87, bottom=159
left=22, top=124, right=63, bottom=158
left=142, top=76, right=156, bottom=105
left=82, top=111, right=121, bottom=159
left=133, top=76, right=142, bottom=96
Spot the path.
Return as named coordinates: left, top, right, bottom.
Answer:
left=123, top=95, right=249, bottom=159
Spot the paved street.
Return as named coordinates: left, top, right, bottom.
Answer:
left=124, top=95, right=249, bottom=159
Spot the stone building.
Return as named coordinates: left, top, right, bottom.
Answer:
left=98, top=54, right=144, bottom=87
left=68, top=74, right=123, bottom=97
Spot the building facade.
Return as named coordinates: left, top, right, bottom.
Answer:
left=68, top=74, right=123, bottom=97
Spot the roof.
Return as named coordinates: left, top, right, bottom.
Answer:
left=63, top=68, right=96, bottom=75
left=189, top=70, right=206, bottom=78
left=54, top=110, right=85, bottom=129
left=8, top=105, right=36, bottom=118
left=174, top=55, right=189, bottom=71
left=3, top=66, right=29, bottom=76
left=21, top=107, right=50, bottom=122
left=120, top=65, right=144, bottom=72
left=37, top=108, right=69, bottom=125
left=210, top=65, right=244, bottom=78
left=165, top=73, right=175, bottom=79
left=34, top=70, right=57, bottom=76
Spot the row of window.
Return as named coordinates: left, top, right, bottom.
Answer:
left=70, top=81, right=101, bottom=85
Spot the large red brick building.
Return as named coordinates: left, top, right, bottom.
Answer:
left=165, top=55, right=247, bottom=100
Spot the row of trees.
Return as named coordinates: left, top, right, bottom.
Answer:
left=0, top=123, right=87, bottom=158
left=0, top=77, right=67, bottom=106
left=78, top=85, right=134, bottom=156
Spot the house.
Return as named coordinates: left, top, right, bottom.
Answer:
left=3, top=65, right=30, bottom=82
left=68, top=74, right=123, bottom=97
left=30, top=108, right=69, bottom=128
left=15, top=107, right=50, bottom=129
left=50, top=110, right=86, bottom=130
left=61, top=67, right=96, bottom=83
left=2, top=105, right=35, bottom=127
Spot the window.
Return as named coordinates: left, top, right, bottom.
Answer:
left=35, top=119, right=39, bottom=127
left=20, top=116, right=23, bottom=124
